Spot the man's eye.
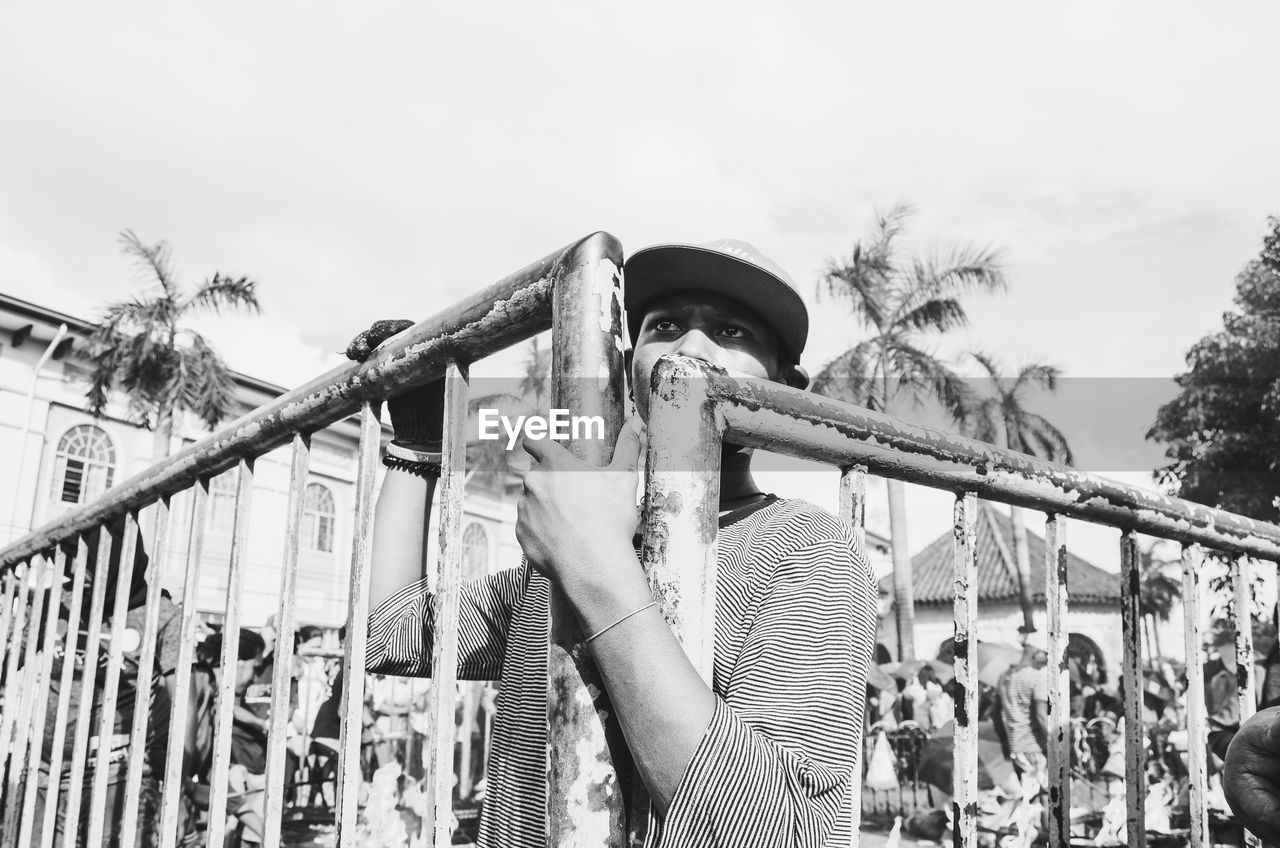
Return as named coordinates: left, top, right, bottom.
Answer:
left=717, top=326, right=748, bottom=339
left=652, top=320, right=681, bottom=333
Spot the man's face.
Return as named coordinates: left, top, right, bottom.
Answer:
left=630, top=291, right=785, bottom=422
left=1031, top=650, right=1049, bottom=669
left=235, top=656, right=258, bottom=694
left=1253, top=621, right=1278, bottom=658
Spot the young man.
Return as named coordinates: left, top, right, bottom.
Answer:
left=354, top=240, right=879, bottom=847
left=996, top=633, right=1050, bottom=795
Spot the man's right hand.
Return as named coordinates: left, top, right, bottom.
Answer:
left=1224, top=706, right=1280, bottom=843
left=345, top=319, right=445, bottom=450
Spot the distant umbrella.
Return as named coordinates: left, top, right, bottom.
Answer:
left=916, top=719, right=1018, bottom=794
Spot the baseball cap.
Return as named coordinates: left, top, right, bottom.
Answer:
left=623, top=239, right=809, bottom=364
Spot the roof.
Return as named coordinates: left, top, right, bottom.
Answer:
left=882, top=502, right=1120, bottom=605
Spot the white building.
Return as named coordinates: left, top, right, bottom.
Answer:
left=0, top=292, right=521, bottom=628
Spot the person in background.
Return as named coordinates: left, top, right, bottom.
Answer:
left=997, top=632, right=1050, bottom=795
left=32, top=519, right=182, bottom=848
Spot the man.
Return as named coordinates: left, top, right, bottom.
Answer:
left=352, top=239, right=879, bottom=847
left=997, top=632, right=1050, bottom=794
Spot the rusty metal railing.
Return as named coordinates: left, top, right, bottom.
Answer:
left=640, top=354, right=1280, bottom=848
left=2, top=231, right=1277, bottom=848
left=0, top=231, right=627, bottom=848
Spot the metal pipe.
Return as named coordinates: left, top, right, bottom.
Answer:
left=7, top=322, right=68, bottom=540
left=262, top=435, right=310, bottom=848
left=118, top=499, right=172, bottom=848
left=158, top=480, right=209, bottom=848
left=1181, top=544, right=1209, bottom=848
left=1, top=233, right=621, bottom=568
left=838, top=465, right=868, bottom=838
left=205, top=461, right=254, bottom=848
left=62, top=528, right=114, bottom=846
left=655, top=364, right=1280, bottom=562
left=86, top=513, right=142, bottom=848
left=1044, top=515, right=1070, bottom=848
left=38, top=536, right=89, bottom=848
left=336, top=403, right=381, bottom=847
left=546, top=230, right=627, bottom=848
left=425, top=363, right=468, bottom=848
left=951, top=494, right=979, bottom=848
left=1120, top=531, right=1146, bottom=848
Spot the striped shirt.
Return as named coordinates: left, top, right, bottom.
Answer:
left=367, top=496, right=878, bottom=847
left=997, top=664, right=1049, bottom=756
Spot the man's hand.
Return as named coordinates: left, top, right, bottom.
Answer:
left=1224, top=706, right=1280, bottom=843
left=515, top=417, right=644, bottom=595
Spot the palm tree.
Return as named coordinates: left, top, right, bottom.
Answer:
left=960, top=352, right=1073, bottom=633
left=814, top=203, right=1006, bottom=660
left=86, top=230, right=260, bottom=459
left=1138, top=548, right=1181, bottom=661
left=519, top=335, right=551, bottom=412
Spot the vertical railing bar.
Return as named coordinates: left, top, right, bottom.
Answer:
left=38, top=536, right=89, bottom=848
left=4, top=551, right=53, bottom=846
left=262, top=434, right=311, bottom=848
left=336, top=403, right=381, bottom=847
left=0, top=561, right=36, bottom=774
left=425, top=363, right=468, bottom=848
left=838, top=465, right=868, bottom=836
left=951, top=493, right=979, bottom=848
left=0, top=572, right=18, bottom=687
left=62, top=527, right=115, bottom=847
left=118, top=498, right=173, bottom=848
left=206, top=460, right=255, bottom=848
left=18, top=547, right=68, bottom=848
left=158, top=480, right=209, bottom=848
left=1181, top=544, right=1209, bottom=848
left=1232, top=555, right=1258, bottom=723
left=86, top=511, right=142, bottom=848
left=1044, top=515, right=1070, bottom=848
left=1119, top=530, right=1146, bottom=848
left=1230, top=554, right=1262, bottom=848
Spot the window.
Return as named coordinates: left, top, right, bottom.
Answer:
left=53, top=425, right=115, bottom=505
left=303, top=483, right=336, bottom=553
left=208, top=469, right=239, bottom=533
left=462, top=523, right=490, bottom=580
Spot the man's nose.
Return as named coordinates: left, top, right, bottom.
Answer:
left=674, top=329, right=716, bottom=362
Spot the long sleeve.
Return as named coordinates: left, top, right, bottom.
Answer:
left=655, top=522, right=879, bottom=847
left=366, top=564, right=527, bottom=679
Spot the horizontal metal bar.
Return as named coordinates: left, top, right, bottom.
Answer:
left=0, top=232, right=623, bottom=567
left=644, top=358, right=1280, bottom=560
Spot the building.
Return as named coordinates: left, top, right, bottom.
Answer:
left=879, top=502, right=1123, bottom=677
left=0, top=292, right=522, bottom=627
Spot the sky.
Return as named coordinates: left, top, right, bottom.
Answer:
left=2, top=3, right=1277, bottom=569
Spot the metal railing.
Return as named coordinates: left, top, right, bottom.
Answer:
left=0, top=231, right=627, bottom=848
left=638, top=354, right=1280, bottom=848
left=1, top=230, right=1277, bottom=848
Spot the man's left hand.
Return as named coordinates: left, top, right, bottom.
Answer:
left=515, top=417, right=644, bottom=594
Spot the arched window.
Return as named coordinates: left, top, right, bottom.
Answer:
left=53, top=425, right=115, bottom=505
left=303, top=483, right=336, bottom=553
left=208, top=468, right=239, bottom=533
left=462, top=523, right=490, bottom=580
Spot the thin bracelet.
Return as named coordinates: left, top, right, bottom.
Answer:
left=584, top=601, right=658, bottom=645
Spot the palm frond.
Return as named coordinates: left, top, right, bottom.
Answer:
left=181, top=332, right=236, bottom=429
left=118, top=229, right=178, bottom=299
left=1014, top=411, right=1074, bottom=465
left=811, top=340, right=880, bottom=409
left=1012, top=362, right=1061, bottom=394
left=818, top=252, right=888, bottom=329
left=888, top=342, right=975, bottom=422
left=895, top=297, right=969, bottom=334
left=184, top=274, right=261, bottom=316
left=922, top=243, right=1008, bottom=298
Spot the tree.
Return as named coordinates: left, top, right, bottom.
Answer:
left=1148, top=216, right=1280, bottom=522
left=960, top=352, right=1073, bottom=633
left=1137, top=549, right=1181, bottom=662
left=86, top=230, right=260, bottom=459
left=519, top=335, right=551, bottom=412
left=813, top=203, right=1006, bottom=660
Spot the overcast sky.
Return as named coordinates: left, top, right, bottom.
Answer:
left=3, top=3, right=1277, bottom=565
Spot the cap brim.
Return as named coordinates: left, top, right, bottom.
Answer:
left=623, top=244, right=807, bottom=360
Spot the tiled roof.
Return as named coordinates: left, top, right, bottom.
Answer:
left=881, top=502, right=1120, bottom=605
